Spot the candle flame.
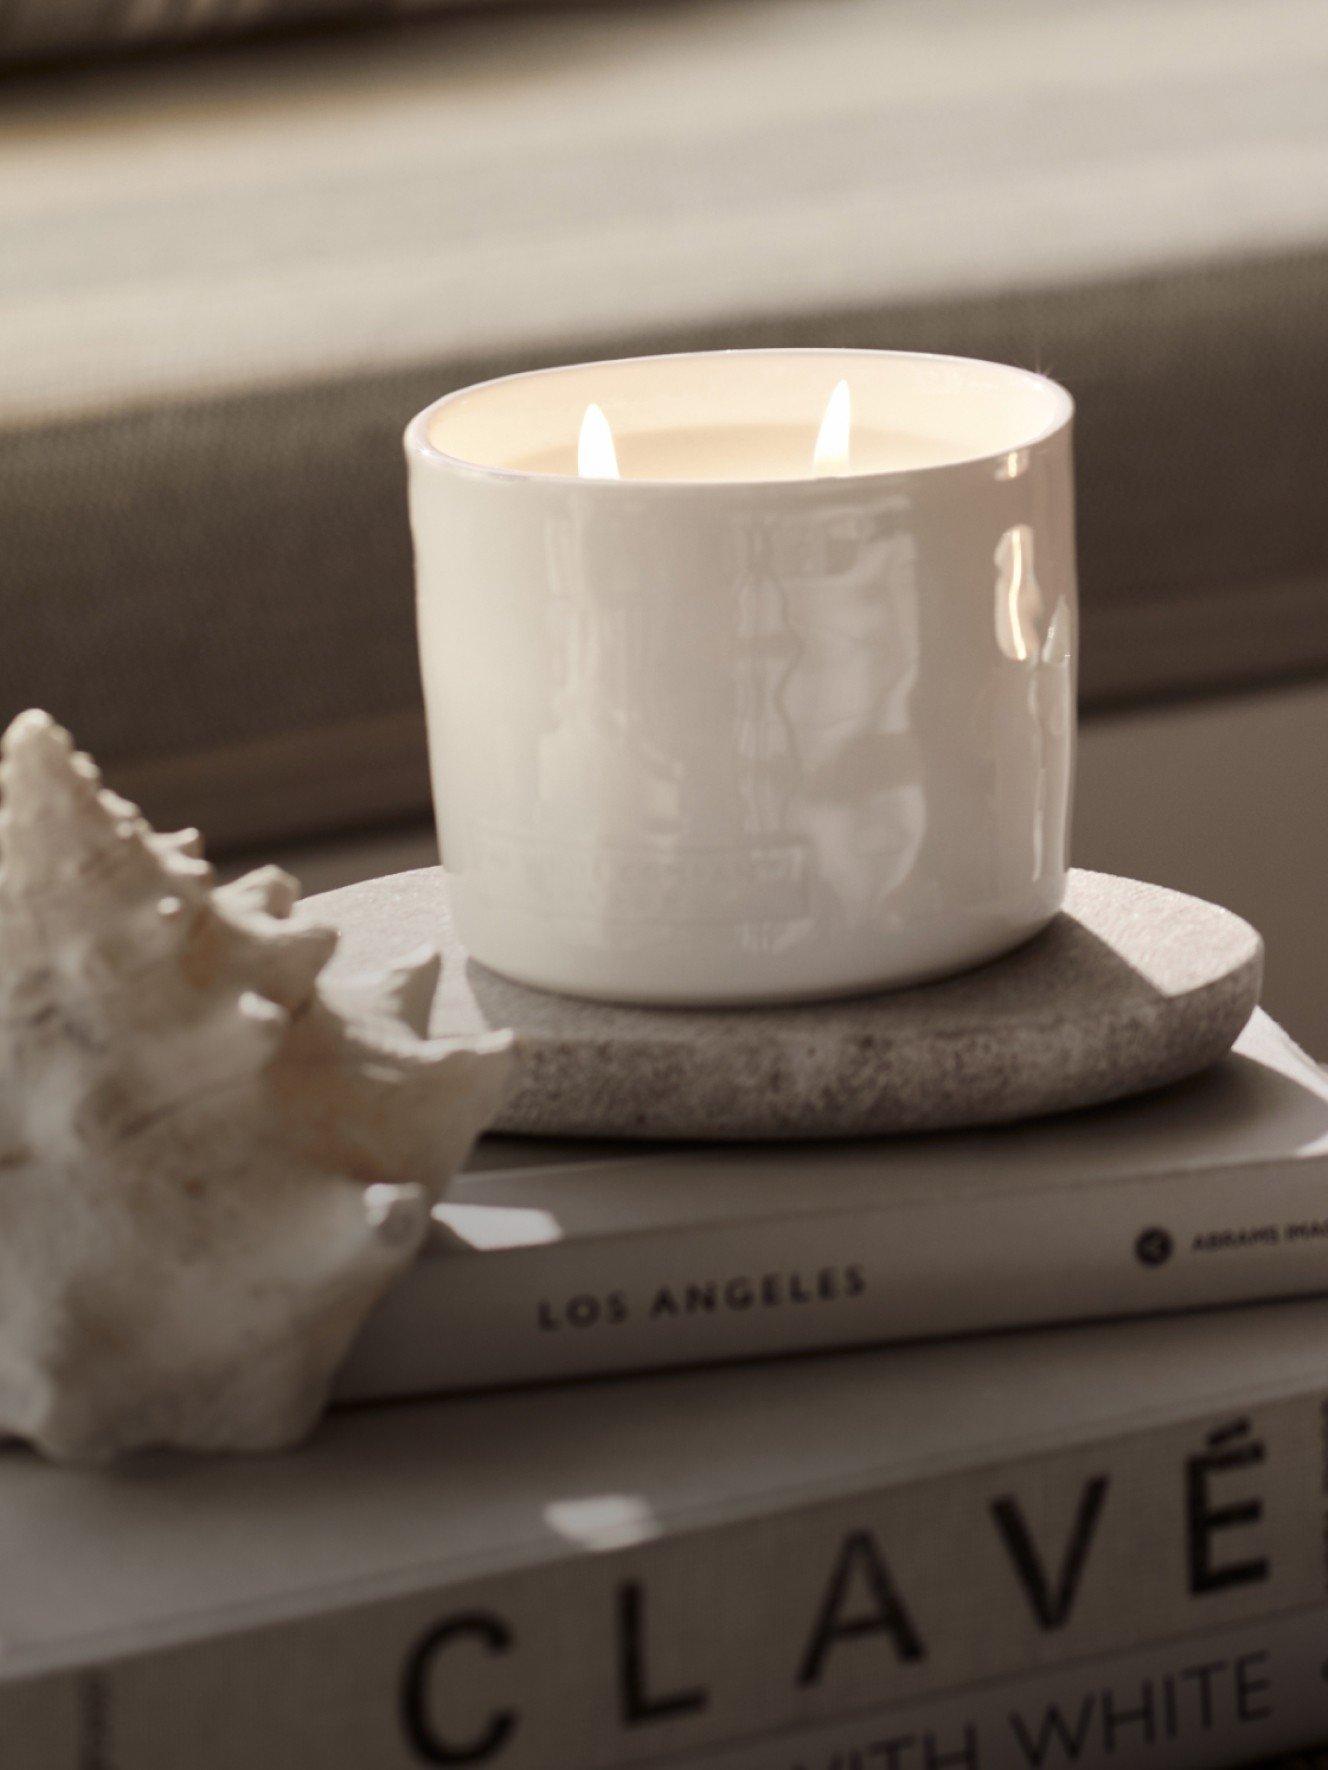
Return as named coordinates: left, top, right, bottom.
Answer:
left=578, top=403, right=620, bottom=479
left=812, top=379, right=851, bottom=476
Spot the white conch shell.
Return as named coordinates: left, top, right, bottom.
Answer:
left=0, top=711, right=511, bottom=1463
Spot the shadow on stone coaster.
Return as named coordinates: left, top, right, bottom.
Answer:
left=311, top=868, right=1263, bottom=1142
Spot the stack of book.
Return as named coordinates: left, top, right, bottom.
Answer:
left=4, top=1009, right=1328, bottom=1768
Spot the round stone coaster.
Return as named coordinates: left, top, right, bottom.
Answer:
left=310, top=868, right=1262, bottom=1141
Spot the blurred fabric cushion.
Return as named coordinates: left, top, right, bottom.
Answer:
left=2, top=0, right=1326, bottom=848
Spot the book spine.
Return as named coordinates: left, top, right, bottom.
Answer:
left=683, top=1603, right=1328, bottom=1770
left=338, top=1155, right=1328, bottom=1401
left=7, top=1388, right=1328, bottom=1768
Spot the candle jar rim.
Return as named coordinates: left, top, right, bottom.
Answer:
left=405, top=347, right=1074, bottom=492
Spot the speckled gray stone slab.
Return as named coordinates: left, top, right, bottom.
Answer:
left=311, top=868, right=1263, bottom=1141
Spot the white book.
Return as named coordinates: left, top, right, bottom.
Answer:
left=9, top=1297, right=1328, bottom=1767
left=337, top=1010, right=1328, bottom=1403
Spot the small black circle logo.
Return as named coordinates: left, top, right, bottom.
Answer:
left=1135, top=1227, right=1174, bottom=1268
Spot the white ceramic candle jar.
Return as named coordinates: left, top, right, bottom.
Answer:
left=406, top=350, right=1075, bottom=1005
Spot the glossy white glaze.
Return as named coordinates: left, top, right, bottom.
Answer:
left=407, top=350, right=1076, bottom=1004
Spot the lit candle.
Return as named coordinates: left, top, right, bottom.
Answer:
left=406, top=350, right=1076, bottom=1005
left=523, top=375, right=957, bottom=482
left=811, top=378, right=851, bottom=476
left=576, top=402, right=619, bottom=480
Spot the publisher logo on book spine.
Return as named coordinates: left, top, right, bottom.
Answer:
left=1135, top=1226, right=1174, bottom=1268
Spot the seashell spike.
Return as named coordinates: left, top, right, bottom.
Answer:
left=0, top=710, right=512, bottom=1463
